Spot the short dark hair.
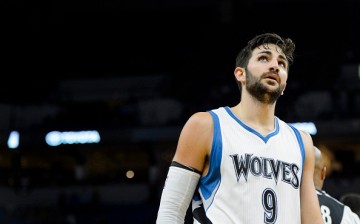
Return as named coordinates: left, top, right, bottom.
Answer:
left=340, top=193, right=360, bottom=217
left=234, top=33, right=296, bottom=92
left=235, top=33, right=295, bottom=69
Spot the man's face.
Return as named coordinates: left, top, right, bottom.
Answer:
left=245, top=44, right=288, bottom=104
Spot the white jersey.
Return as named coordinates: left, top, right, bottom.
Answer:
left=317, top=189, right=360, bottom=224
left=192, top=106, right=305, bottom=224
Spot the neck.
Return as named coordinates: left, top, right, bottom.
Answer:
left=314, top=182, right=323, bottom=191
left=238, top=93, right=276, bottom=123
left=231, top=100, right=276, bottom=136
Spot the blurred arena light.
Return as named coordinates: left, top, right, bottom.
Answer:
left=45, top=130, right=101, bottom=146
left=7, top=131, right=20, bottom=149
left=289, top=122, right=317, bottom=135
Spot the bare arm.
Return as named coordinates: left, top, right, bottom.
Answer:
left=172, top=111, right=213, bottom=174
left=300, top=131, right=324, bottom=224
left=156, top=112, right=213, bottom=223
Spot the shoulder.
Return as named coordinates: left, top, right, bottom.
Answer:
left=298, top=129, right=312, bottom=143
left=185, top=111, right=214, bottom=131
left=184, top=106, right=229, bottom=129
left=172, top=111, right=214, bottom=171
left=298, top=130, right=314, bottom=158
left=178, top=111, right=215, bottom=151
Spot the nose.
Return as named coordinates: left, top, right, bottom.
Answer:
left=269, top=66, right=279, bottom=73
left=269, top=60, right=280, bottom=73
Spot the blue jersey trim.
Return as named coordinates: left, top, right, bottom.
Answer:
left=198, top=111, right=222, bottom=200
left=288, top=124, right=305, bottom=182
left=224, top=106, right=279, bottom=143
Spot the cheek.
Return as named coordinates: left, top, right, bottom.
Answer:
left=280, top=72, right=288, bottom=83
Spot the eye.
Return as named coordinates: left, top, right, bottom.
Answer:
left=259, top=56, right=268, bottom=62
left=278, top=60, right=287, bottom=69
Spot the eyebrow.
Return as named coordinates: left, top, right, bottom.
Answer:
left=257, top=50, right=288, bottom=63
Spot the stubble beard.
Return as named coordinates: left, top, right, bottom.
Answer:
left=245, top=68, right=284, bottom=105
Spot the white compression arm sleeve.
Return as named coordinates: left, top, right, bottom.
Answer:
left=156, top=165, right=201, bottom=224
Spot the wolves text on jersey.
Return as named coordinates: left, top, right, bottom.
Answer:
left=229, top=153, right=300, bottom=189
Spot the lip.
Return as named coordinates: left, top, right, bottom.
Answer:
left=264, top=73, right=279, bottom=83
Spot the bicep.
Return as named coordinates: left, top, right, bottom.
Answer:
left=300, top=131, right=323, bottom=224
left=172, top=112, right=213, bottom=174
left=301, top=131, right=315, bottom=181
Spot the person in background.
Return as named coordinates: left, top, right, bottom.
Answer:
left=314, top=145, right=360, bottom=223
left=156, top=32, right=323, bottom=224
left=340, top=193, right=360, bottom=218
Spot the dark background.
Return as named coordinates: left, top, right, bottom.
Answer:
left=1, top=0, right=360, bottom=223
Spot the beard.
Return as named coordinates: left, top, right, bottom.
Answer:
left=245, top=68, right=285, bottom=104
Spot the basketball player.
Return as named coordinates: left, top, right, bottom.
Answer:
left=341, top=193, right=360, bottom=218
left=156, top=33, right=323, bottom=223
left=314, top=146, right=360, bottom=223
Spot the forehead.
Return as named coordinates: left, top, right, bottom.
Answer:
left=252, top=44, right=285, bottom=57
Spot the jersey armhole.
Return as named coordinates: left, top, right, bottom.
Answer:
left=288, top=124, right=306, bottom=182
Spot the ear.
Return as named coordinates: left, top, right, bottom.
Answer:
left=234, top=67, right=245, bottom=84
left=321, top=166, right=327, bottom=181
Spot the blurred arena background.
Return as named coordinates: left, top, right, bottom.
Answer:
left=1, top=0, right=360, bottom=223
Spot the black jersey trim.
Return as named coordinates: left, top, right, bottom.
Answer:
left=171, top=161, right=201, bottom=174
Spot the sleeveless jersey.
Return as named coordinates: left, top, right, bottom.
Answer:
left=317, top=189, right=360, bottom=224
left=192, top=106, right=305, bottom=224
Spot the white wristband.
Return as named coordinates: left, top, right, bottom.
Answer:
left=156, top=165, right=201, bottom=224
